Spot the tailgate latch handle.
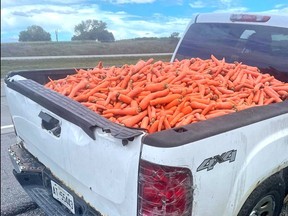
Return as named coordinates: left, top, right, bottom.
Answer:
left=38, top=111, right=61, bottom=137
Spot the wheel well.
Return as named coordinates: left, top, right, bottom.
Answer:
left=237, top=169, right=286, bottom=216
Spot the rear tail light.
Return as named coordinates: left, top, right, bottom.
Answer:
left=230, top=14, right=270, bottom=22
left=138, top=160, right=193, bottom=216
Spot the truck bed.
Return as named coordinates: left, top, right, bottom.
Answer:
left=5, top=68, right=288, bottom=147
left=5, top=68, right=288, bottom=216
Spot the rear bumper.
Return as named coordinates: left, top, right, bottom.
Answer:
left=9, top=143, right=101, bottom=216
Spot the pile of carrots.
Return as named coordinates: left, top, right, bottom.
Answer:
left=45, top=55, right=288, bottom=133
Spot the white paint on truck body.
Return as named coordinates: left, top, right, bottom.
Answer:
left=141, top=113, right=288, bottom=215
left=4, top=78, right=145, bottom=216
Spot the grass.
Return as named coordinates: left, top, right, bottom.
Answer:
left=1, top=38, right=177, bottom=78
left=1, top=55, right=172, bottom=78
left=1, top=38, right=179, bottom=57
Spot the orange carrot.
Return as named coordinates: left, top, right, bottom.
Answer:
left=145, top=83, right=167, bottom=92
left=170, top=67, right=188, bottom=84
left=81, top=102, right=106, bottom=110
left=83, top=80, right=110, bottom=100
left=121, top=110, right=148, bottom=127
left=195, top=113, right=206, bottom=121
left=261, top=76, right=274, bottom=84
left=258, top=89, right=265, bottom=105
left=164, top=98, right=182, bottom=109
left=246, top=93, right=254, bottom=105
left=118, top=94, right=133, bottom=104
left=190, top=97, right=211, bottom=105
left=190, top=101, right=207, bottom=110
left=119, top=75, right=131, bottom=89
left=104, top=91, right=118, bottom=106
left=132, top=60, right=146, bottom=74
left=158, top=116, right=165, bottom=132
left=163, top=116, right=171, bottom=130
left=217, top=87, right=234, bottom=94
left=140, top=116, right=149, bottom=129
left=271, top=86, right=288, bottom=91
left=205, top=111, right=227, bottom=119
left=201, top=103, right=215, bottom=115
left=181, top=106, right=193, bottom=115
left=127, top=87, right=143, bottom=99
left=215, top=102, right=234, bottom=109
left=253, top=90, right=260, bottom=103
left=264, top=98, right=275, bottom=105
left=254, top=83, right=263, bottom=91
left=148, top=120, right=159, bottom=133
left=211, top=54, right=221, bottom=65
left=150, top=106, right=156, bottom=122
left=93, top=93, right=107, bottom=99
left=150, top=94, right=182, bottom=106
left=68, top=80, right=88, bottom=98
left=176, top=114, right=194, bottom=127
left=263, top=86, right=282, bottom=103
left=139, top=89, right=169, bottom=110
left=170, top=112, right=185, bottom=127
left=103, top=107, right=139, bottom=116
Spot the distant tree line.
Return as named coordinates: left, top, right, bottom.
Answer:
left=18, top=19, right=179, bottom=43
left=19, top=25, right=51, bottom=42
left=71, top=20, right=114, bottom=42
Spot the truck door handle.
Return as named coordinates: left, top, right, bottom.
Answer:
left=38, top=111, right=61, bottom=137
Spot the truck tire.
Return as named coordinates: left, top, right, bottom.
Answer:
left=237, top=172, right=285, bottom=216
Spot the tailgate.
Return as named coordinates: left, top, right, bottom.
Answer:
left=4, top=70, right=145, bottom=216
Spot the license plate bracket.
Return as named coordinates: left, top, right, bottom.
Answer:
left=51, top=180, right=75, bottom=214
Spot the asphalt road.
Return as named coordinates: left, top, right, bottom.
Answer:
left=1, top=79, right=287, bottom=216
left=1, top=80, right=45, bottom=215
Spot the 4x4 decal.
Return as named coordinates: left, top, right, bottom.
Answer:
left=197, top=150, right=237, bottom=172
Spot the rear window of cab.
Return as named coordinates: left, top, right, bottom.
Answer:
left=174, top=23, right=288, bottom=82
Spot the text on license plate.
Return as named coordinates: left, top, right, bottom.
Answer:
left=51, top=180, right=75, bottom=214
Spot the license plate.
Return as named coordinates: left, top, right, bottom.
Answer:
left=51, top=180, right=75, bottom=214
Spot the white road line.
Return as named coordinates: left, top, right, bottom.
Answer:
left=1, top=125, right=14, bottom=130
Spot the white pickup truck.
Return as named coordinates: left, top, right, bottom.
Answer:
left=4, top=13, right=288, bottom=216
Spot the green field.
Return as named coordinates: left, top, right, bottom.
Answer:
left=1, top=38, right=177, bottom=78
left=1, top=38, right=178, bottom=57
left=1, top=55, right=172, bottom=78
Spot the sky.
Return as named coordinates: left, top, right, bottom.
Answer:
left=1, top=0, right=288, bottom=43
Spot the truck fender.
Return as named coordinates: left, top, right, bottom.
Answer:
left=236, top=170, right=286, bottom=216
